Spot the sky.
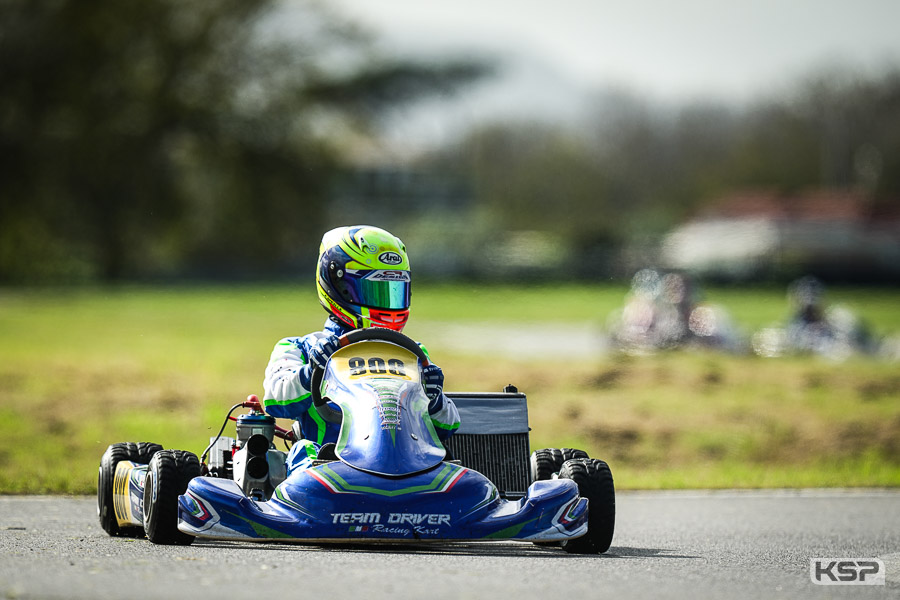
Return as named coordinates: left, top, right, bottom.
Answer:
left=325, top=0, right=900, bottom=153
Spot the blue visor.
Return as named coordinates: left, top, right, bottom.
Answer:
left=339, top=270, right=410, bottom=310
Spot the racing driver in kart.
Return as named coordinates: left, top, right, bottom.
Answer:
left=263, top=225, right=460, bottom=474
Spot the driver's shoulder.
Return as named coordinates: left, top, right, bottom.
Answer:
left=271, top=332, right=322, bottom=355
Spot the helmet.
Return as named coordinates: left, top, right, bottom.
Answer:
left=316, top=225, right=411, bottom=331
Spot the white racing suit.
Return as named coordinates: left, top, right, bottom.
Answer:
left=263, top=319, right=460, bottom=473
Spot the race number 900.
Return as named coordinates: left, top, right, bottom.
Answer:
left=348, top=356, right=407, bottom=378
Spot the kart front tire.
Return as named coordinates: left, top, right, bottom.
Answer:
left=558, top=458, right=615, bottom=554
left=98, top=442, right=163, bottom=537
left=530, top=447, right=590, bottom=481
left=143, top=449, right=201, bottom=545
left=530, top=448, right=590, bottom=548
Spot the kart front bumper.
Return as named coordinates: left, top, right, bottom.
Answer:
left=178, top=461, right=587, bottom=543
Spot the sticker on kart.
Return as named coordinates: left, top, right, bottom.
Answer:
left=331, top=341, right=420, bottom=383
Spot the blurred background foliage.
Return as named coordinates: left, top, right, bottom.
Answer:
left=0, top=0, right=487, bottom=283
left=418, top=71, right=900, bottom=276
left=1, top=0, right=899, bottom=284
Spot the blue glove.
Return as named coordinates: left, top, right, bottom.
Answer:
left=421, top=363, right=444, bottom=413
left=309, top=334, right=340, bottom=369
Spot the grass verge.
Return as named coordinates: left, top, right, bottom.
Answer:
left=1, top=283, right=897, bottom=493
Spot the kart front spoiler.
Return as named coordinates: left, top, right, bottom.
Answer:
left=178, top=461, right=587, bottom=543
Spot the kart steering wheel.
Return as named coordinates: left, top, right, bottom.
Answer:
left=311, top=328, right=430, bottom=424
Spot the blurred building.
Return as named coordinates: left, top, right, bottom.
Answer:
left=661, top=190, right=900, bottom=282
left=328, top=166, right=481, bottom=277
left=331, top=167, right=472, bottom=217
left=328, top=166, right=573, bottom=280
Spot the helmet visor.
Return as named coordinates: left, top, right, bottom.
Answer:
left=341, top=270, right=410, bottom=310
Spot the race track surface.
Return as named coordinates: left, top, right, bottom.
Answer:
left=1, top=489, right=898, bottom=599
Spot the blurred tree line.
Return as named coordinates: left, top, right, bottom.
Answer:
left=2, top=0, right=898, bottom=284
left=419, top=66, right=900, bottom=278
left=0, top=0, right=486, bottom=283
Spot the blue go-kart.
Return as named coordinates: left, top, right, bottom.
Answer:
left=98, top=329, right=615, bottom=553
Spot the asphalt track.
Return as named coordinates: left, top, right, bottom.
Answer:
left=1, top=490, right=898, bottom=600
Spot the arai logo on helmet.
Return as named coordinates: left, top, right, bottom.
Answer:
left=379, top=251, right=403, bottom=266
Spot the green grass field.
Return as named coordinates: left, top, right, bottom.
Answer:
left=1, top=283, right=898, bottom=493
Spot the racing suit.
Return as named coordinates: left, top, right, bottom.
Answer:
left=263, top=319, right=460, bottom=471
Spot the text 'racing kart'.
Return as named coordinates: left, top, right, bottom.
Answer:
left=98, top=329, right=616, bottom=553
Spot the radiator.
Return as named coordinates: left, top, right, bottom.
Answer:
left=445, top=432, right=530, bottom=498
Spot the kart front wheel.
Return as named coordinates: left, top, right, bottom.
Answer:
left=143, top=449, right=201, bottom=545
left=98, top=442, right=163, bottom=537
left=558, top=458, right=615, bottom=554
left=530, top=448, right=590, bottom=548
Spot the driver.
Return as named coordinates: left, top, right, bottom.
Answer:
left=262, top=225, right=460, bottom=474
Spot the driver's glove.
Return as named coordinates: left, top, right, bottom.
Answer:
left=422, top=364, right=444, bottom=413
left=309, top=334, right=340, bottom=369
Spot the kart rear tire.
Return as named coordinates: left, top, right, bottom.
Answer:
left=98, top=442, right=163, bottom=537
left=530, top=448, right=589, bottom=481
left=143, top=449, right=201, bottom=545
left=558, top=458, right=615, bottom=554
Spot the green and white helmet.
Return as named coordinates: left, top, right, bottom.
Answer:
left=316, top=226, right=411, bottom=331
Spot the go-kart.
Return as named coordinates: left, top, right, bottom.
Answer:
left=97, top=328, right=616, bottom=553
